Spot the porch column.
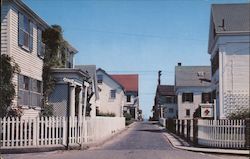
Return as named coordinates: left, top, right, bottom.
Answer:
left=81, top=81, right=90, bottom=148
left=69, top=84, right=76, bottom=117
left=78, top=86, right=83, bottom=121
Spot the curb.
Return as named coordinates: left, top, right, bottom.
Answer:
left=163, top=131, right=250, bottom=156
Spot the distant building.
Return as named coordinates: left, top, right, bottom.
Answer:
left=208, top=3, right=250, bottom=118
left=155, top=85, right=177, bottom=119
left=175, top=64, right=211, bottom=119
left=111, top=74, right=140, bottom=120
left=96, top=69, right=125, bottom=117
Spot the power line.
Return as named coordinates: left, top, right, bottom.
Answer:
left=67, top=28, right=207, bottom=42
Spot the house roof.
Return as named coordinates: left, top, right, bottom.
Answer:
left=110, top=74, right=139, bottom=92
left=75, top=65, right=99, bottom=99
left=13, top=0, right=50, bottom=29
left=96, top=68, right=124, bottom=90
left=175, top=66, right=211, bottom=87
left=211, top=3, right=250, bottom=34
left=157, top=85, right=175, bottom=96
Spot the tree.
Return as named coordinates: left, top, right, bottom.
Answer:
left=0, top=54, right=20, bottom=118
left=41, top=25, right=67, bottom=116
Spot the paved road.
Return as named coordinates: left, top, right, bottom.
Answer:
left=2, top=122, right=248, bottom=159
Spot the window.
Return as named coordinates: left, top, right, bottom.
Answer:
left=37, top=28, right=45, bottom=58
left=127, top=95, right=131, bottom=102
left=18, top=13, right=33, bottom=51
left=186, top=109, right=190, bottom=117
left=18, top=75, right=42, bottom=107
left=169, top=108, right=174, bottom=113
left=166, top=96, right=174, bottom=104
left=110, top=90, right=116, bottom=99
left=202, top=93, right=211, bottom=103
left=97, top=75, right=103, bottom=84
left=182, top=93, right=193, bottom=103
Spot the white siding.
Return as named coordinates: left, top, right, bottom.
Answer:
left=1, top=1, right=45, bottom=117
left=211, top=35, right=250, bottom=118
left=1, top=1, right=10, bottom=55
left=177, top=87, right=211, bottom=120
left=9, top=5, right=43, bottom=81
left=97, top=71, right=125, bottom=117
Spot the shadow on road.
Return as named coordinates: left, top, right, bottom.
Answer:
left=136, top=129, right=164, bottom=133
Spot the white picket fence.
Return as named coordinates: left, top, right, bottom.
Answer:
left=159, top=118, right=166, bottom=127
left=0, top=116, right=125, bottom=149
left=198, top=119, right=245, bottom=148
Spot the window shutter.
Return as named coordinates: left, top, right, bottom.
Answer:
left=37, top=28, right=42, bottom=57
left=190, top=93, right=193, bottom=102
left=182, top=93, right=185, bottom=102
left=18, top=74, right=24, bottom=89
left=18, top=13, right=24, bottom=46
left=29, top=22, right=33, bottom=51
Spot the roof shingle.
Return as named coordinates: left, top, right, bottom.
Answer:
left=111, top=74, right=139, bottom=92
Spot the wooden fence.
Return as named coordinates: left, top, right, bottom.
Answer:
left=0, top=116, right=125, bottom=149
left=164, top=118, right=249, bottom=149
left=198, top=119, right=245, bottom=148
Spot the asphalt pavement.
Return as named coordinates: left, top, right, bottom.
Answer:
left=2, top=121, right=248, bottom=159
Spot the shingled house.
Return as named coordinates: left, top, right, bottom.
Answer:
left=208, top=3, right=250, bottom=118
left=175, top=64, right=212, bottom=119
left=111, top=74, right=140, bottom=120
left=153, top=85, right=177, bottom=119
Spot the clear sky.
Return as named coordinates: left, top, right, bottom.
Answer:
left=24, top=0, right=249, bottom=119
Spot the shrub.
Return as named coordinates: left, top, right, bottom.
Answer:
left=123, top=112, right=132, bottom=121
left=227, top=108, right=250, bottom=119
left=97, top=112, right=116, bottom=117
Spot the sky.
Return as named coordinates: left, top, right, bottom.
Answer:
left=24, top=0, right=249, bottom=119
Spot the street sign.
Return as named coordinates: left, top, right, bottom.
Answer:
left=200, top=104, right=214, bottom=118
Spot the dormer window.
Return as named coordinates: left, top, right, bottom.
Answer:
left=18, top=12, right=33, bottom=51
left=197, top=71, right=205, bottom=77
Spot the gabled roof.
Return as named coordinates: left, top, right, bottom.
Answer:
left=157, top=85, right=175, bottom=96
left=175, top=66, right=211, bottom=87
left=208, top=3, right=250, bottom=53
left=75, top=65, right=99, bottom=99
left=96, top=68, right=124, bottom=90
left=110, top=74, right=139, bottom=92
left=13, top=0, right=50, bottom=29
left=211, top=3, right=250, bottom=34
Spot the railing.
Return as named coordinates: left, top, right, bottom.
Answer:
left=0, top=116, right=125, bottom=149
left=167, top=119, right=248, bottom=149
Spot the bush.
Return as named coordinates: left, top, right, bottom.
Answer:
left=41, top=104, right=54, bottom=117
left=123, top=112, right=132, bottom=121
left=227, top=108, right=250, bottom=119
left=97, top=112, right=116, bottom=117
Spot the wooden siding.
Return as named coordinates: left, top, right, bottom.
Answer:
left=9, top=4, right=44, bottom=81
left=1, top=1, right=10, bottom=55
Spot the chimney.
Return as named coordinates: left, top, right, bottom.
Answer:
left=178, top=62, right=182, bottom=66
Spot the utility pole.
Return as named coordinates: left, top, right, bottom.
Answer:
left=158, top=70, right=162, bottom=85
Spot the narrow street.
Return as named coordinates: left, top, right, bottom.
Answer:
left=3, top=122, right=247, bottom=159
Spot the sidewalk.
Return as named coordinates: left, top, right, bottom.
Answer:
left=160, top=126, right=250, bottom=156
